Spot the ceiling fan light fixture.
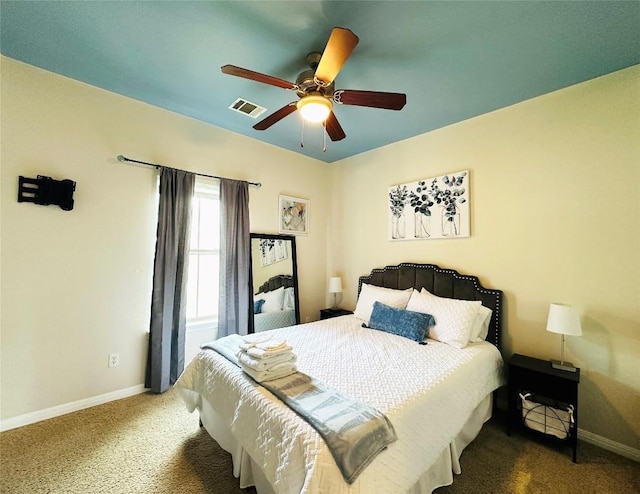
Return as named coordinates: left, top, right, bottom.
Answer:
left=297, top=95, right=332, bottom=123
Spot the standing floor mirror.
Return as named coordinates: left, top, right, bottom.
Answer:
left=249, top=233, right=300, bottom=333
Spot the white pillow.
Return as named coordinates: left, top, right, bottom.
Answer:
left=256, top=286, right=285, bottom=313
left=413, top=289, right=492, bottom=342
left=405, top=288, right=481, bottom=348
left=470, top=305, right=492, bottom=342
left=283, top=287, right=296, bottom=311
left=354, top=284, right=413, bottom=323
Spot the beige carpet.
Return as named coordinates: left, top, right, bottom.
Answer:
left=1, top=388, right=637, bottom=494
left=435, top=411, right=639, bottom=494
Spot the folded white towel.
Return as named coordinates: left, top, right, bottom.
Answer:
left=244, top=343, right=293, bottom=359
left=242, top=333, right=272, bottom=345
left=243, top=337, right=287, bottom=349
left=240, top=361, right=297, bottom=383
left=240, top=339, right=293, bottom=358
left=237, top=350, right=297, bottom=371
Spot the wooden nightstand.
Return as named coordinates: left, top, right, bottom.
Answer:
left=319, top=308, right=353, bottom=320
left=507, top=353, right=580, bottom=462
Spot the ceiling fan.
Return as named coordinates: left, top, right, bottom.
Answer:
left=221, top=27, right=406, bottom=143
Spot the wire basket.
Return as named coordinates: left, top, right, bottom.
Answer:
left=519, top=392, right=574, bottom=440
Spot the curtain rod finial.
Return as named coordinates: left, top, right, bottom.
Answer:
left=117, top=155, right=126, bottom=162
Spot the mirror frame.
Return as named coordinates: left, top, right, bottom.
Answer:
left=248, top=233, right=300, bottom=333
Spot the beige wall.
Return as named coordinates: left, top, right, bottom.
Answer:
left=0, top=58, right=329, bottom=421
left=2, top=56, right=638, bottom=453
left=331, top=66, right=640, bottom=451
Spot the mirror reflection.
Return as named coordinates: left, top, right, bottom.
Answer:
left=250, top=233, right=300, bottom=332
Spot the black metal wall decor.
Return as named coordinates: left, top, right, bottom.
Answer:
left=18, top=175, right=76, bottom=211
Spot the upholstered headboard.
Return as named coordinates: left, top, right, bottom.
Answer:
left=358, top=263, right=503, bottom=349
left=257, top=274, right=295, bottom=295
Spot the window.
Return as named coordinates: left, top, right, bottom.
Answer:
left=186, top=178, right=220, bottom=331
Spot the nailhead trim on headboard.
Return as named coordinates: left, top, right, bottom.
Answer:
left=358, top=263, right=503, bottom=349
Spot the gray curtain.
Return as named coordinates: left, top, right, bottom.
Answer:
left=218, top=179, right=252, bottom=337
left=145, top=168, right=195, bottom=393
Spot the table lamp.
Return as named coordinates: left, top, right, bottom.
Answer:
left=546, top=303, right=582, bottom=372
left=328, top=277, right=343, bottom=309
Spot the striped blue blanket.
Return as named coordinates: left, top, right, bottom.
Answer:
left=203, top=334, right=397, bottom=484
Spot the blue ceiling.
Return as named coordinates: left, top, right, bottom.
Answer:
left=2, top=1, right=638, bottom=163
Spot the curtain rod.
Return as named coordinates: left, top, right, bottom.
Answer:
left=116, top=155, right=262, bottom=188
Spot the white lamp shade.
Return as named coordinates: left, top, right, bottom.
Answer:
left=546, top=303, right=582, bottom=336
left=297, top=95, right=332, bottom=123
left=328, top=277, right=343, bottom=293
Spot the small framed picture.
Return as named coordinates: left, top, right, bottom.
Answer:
left=258, top=238, right=289, bottom=266
left=278, top=195, right=309, bottom=235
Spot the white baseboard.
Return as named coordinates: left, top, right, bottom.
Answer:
left=0, top=384, right=146, bottom=432
left=578, top=428, right=640, bottom=462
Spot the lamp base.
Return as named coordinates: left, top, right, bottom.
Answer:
left=550, top=359, right=578, bottom=372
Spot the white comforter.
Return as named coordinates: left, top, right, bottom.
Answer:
left=177, top=315, right=505, bottom=494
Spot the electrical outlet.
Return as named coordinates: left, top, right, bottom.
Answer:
left=109, top=353, right=120, bottom=368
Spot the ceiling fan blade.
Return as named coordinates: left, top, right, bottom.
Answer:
left=253, top=103, right=298, bottom=130
left=314, top=27, right=359, bottom=84
left=221, top=65, right=296, bottom=90
left=325, top=112, right=346, bottom=141
left=334, top=90, right=407, bottom=110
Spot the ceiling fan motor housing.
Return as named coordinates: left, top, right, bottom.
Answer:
left=295, top=53, right=334, bottom=98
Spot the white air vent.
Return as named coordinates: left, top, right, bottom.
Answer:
left=228, top=98, right=267, bottom=119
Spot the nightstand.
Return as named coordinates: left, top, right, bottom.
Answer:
left=507, top=353, right=580, bottom=462
left=320, top=308, right=353, bottom=320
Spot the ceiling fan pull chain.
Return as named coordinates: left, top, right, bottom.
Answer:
left=300, top=119, right=305, bottom=148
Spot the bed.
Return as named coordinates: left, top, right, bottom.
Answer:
left=253, top=274, right=297, bottom=332
left=177, top=262, right=505, bottom=493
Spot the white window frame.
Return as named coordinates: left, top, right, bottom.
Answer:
left=186, top=177, right=220, bottom=333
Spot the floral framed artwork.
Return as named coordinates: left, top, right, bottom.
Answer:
left=388, top=170, right=470, bottom=240
left=259, top=238, right=289, bottom=266
left=278, top=195, right=309, bottom=235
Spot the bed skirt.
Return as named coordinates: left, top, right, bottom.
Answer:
left=180, top=388, right=493, bottom=494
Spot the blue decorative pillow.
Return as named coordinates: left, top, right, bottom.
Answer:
left=254, top=299, right=266, bottom=314
left=365, top=301, right=435, bottom=343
